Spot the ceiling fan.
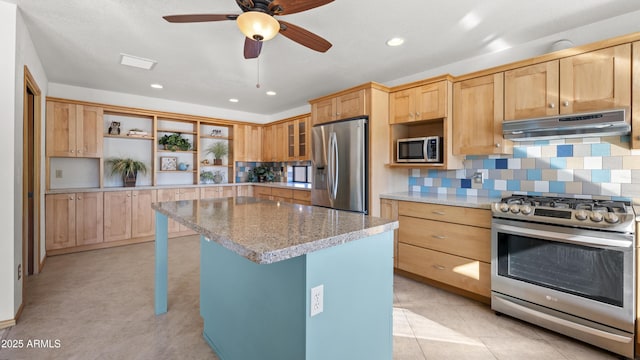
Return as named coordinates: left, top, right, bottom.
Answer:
left=163, top=0, right=333, bottom=59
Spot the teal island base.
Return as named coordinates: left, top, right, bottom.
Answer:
left=199, top=232, right=394, bottom=360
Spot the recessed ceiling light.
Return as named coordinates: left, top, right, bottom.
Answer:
left=150, top=83, right=163, bottom=89
left=266, top=91, right=277, bottom=96
left=120, top=53, right=157, bottom=70
left=229, top=98, right=239, bottom=103
left=386, top=37, right=405, bottom=47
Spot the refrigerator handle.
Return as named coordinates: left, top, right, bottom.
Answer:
left=327, top=132, right=334, bottom=196
left=331, top=132, right=339, bottom=199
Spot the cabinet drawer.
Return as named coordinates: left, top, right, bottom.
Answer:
left=398, top=201, right=491, bottom=228
left=398, top=243, right=490, bottom=297
left=272, top=187, right=293, bottom=199
left=253, top=186, right=272, bottom=196
left=293, top=189, right=311, bottom=202
left=200, top=187, right=221, bottom=199
left=398, top=216, right=490, bottom=262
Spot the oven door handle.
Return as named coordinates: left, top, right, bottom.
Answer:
left=497, top=224, right=633, bottom=248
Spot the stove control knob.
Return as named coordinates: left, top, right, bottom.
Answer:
left=575, top=210, right=588, bottom=221
left=520, top=205, right=532, bottom=215
left=589, top=211, right=604, bottom=222
left=604, top=212, right=619, bottom=224
left=509, top=205, right=520, bottom=214
left=499, top=203, right=510, bottom=212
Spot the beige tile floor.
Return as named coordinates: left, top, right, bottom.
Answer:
left=0, top=235, right=625, bottom=359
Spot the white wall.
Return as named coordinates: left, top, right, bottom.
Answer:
left=48, top=83, right=285, bottom=124
left=0, top=0, right=48, bottom=325
left=0, top=0, right=17, bottom=324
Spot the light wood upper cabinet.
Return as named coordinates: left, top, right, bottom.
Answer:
left=46, top=101, right=103, bottom=158
left=286, top=116, right=310, bottom=161
left=632, top=41, right=640, bottom=149
left=453, top=73, right=511, bottom=155
left=505, top=45, right=631, bottom=121
left=559, top=44, right=630, bottom=116
left=390, top=81, right=447, bottom=124
left=46, top=192, right=103, bottom=250
left=234, top=124, right=262, bottom=162
left=274, top=123, right=286, bottom=161
left=311, top=89, right=367, bottom=125
left=504, top=61, right=560, bottom=121
left=261, top=125, right=274, bottom=161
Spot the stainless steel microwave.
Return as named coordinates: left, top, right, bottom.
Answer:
left=397, top=136, right=442, bottom=163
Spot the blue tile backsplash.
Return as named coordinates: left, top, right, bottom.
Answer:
left=407, top=136, right=640, bottom=199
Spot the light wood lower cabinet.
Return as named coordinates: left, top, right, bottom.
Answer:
left=157, top=187, right=200, bottom=234
left=104, top=190, right=157, bottom=242
left=395, top=200, right=491, bottom=301
left=380, top=199, right=399, bottom=268
left=201, top=186, right=235, bottom=199
left=46, top=192, right=103, bottom=250
left=254, top=185, right=311, bottom=205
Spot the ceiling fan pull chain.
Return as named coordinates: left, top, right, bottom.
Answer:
left=256, top=57, right=261, bottom=88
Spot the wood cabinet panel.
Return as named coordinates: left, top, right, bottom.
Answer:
left=398, top=201, right=491, bottom=228
left=45, top=101, right=103, bottom=158
left=453, top=73, right=510, bottom=155
left=156, top=188, right=180, bottom=233
left=390, top=81, right=448, bottom=124
left=312, top=97, right=336, bottom=125
left=74, top=192, right=103, bottom=246
left=45, top=194, right=76, bottom=250
left=234, top=124, right=262, bottom=162
left=131, top=190, right=157, bottom=238
left=398, top=243, right=491, bottom=297
left=311, top=89, right=367, bottom=125
left=272, top=188, right=293, bottom=200
left=292, top=189, right=311, bottom=202
left=389, top=89, right=415, bottom=124
left=103, top=191, right=132, bottom=242
left=560, top=44, right=631, bottom=116
left=399, top=216, right=491, bottom=262
left=236, top=185, right=253, bottom=197
left=201, top=186, right=234, bottom=199
left=380, top=199, right=399, bottom=268
left=262, top=125, right=274, bottom=161
left=253, top=186, right=272, bottom=200
left=504, top=61, right=559, bottom=121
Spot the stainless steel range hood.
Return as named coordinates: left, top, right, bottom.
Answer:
left=503, top=109, right=629, bottom=141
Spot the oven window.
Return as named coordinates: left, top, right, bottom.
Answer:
left=497, top=232, right=624, bottom=307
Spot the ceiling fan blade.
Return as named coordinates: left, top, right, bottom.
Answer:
left=269, top=0, right=334, bottom=15
left=163, top=14, right=238, bottom=23
left=244, top=38, right=263, bottom=59
left=278, top=21, right=332, bottom=53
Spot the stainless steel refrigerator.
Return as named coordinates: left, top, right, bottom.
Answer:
left=311, top=117, right=368, bottom=214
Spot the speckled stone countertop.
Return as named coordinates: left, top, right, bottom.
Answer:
left=379, top=192, right=499, bottom=209
left=152, top=197, right=398, bottom=264
left=46, top=182, right=311, bottom=194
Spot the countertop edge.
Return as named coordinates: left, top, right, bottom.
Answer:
left=47, top=182, right=311, bottom=194
left=379, top=192, right=497, bottom=209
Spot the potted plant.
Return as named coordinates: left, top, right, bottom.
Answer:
left=158, top=133, right=191, bottom=151
left=249, top=165, right=274, bottom=183
left=205, top=141, right=228, bottom=165
left=105, top=157, right=148, bottom=187
left=200, top=171, right=215, bottom=184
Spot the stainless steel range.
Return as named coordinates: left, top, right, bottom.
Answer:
left=491, top=195, right=636, bottom=358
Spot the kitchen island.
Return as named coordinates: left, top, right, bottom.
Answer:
left=152, top=197, right=398, bottom=360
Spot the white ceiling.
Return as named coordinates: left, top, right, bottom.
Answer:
left=14, top=0, right=640, bottom=117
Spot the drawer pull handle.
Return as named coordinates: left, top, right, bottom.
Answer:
left=432, top=211, right=446, bottom=215
left=432, top=265, right=446, bottom=271
left=432, top=235, right=447, bottom=239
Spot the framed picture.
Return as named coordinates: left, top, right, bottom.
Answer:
left=160, top=156, right=177, bottom=171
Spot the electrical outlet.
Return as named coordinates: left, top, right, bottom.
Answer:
left=55, top=169, right=63, bottom=178
left=310, top=285, right=324, bottom=317
left=472, top=172, right=483, bottom=184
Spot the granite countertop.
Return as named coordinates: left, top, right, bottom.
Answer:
left=152, top=197, right=398, bottom=264
left=380, top=192, right=499, bottom=209
left=46, top=182, right=311, bottom=194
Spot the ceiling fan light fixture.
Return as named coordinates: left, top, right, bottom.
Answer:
left=237, top=11, right=280, bottom=41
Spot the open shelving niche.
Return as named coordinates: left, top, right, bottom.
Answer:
left=155, top=118, right=199, bottom=186
left=103, top=111, right=154, bottom=188
left=198, top=123, right=233, bottom=185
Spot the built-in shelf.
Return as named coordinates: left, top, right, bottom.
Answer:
left=157, top=128, right=197, bottom=135
left=157, top=149, right=196, bottom=154
left=385, top=163, right=446, bottom=168
left=157, top=170, right=197, bottom=173
left=104, top=134, right=155, bottom=140
left=200, top=164, right=233, bottom=168
left=200, top=135, right=232, bottom=140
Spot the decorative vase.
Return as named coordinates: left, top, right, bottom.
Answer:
left=212, top=172, right=224, bottom=184
left=178, top=163, right=189, bottom=171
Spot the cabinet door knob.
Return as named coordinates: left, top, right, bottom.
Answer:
left=563, top=101, right=569, bottom=107
left=495, top=143, right=501, bottom=148
left=432, top=211, right=446, bottom=215
left=549, top=103, right=555, bottom=109
left=127, top=194, right=131, bottom=197
left=69, top=196, right=74, bottom=200
left=432, top=264, right=446, bottom=271
left=432, top=235, right=447, bottom=239
left=77, top=196, right=82, bottom=200
left=70, top=150, right=74, bottom=153
left=77, top=150, right=82, bottom=153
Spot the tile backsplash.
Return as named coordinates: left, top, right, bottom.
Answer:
left=408, top=135, right=640, bottom=200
